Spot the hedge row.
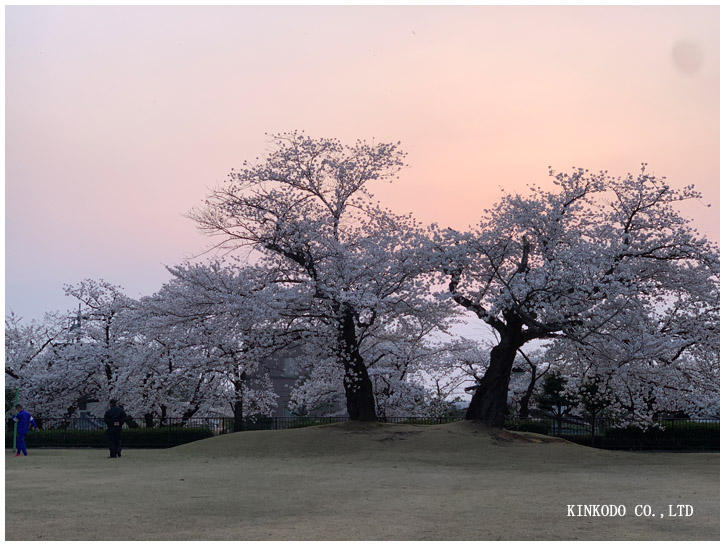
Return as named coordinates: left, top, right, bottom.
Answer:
left=505, top=419, right=550, bottom=435
left=506, top=419, right=719, bottom=450
left=5, top=427, right=214, bottom=448
left=596, top=422, right=719, bottom=450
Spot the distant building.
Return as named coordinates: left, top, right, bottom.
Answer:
left=262, top=352, right=300, bottom=417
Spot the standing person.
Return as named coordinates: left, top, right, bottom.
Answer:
left=12, top=405, right=38, bottom=457
left=103, top=399, right=127, bottom=459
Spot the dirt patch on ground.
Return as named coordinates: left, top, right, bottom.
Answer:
left=488, top=428, right=568, bottom=444
left=374, top=430, right=424, bottom=442
left=5, top=421, right=719, bottom=540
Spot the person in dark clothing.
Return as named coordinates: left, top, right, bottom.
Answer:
left=103, top=399, right=127, bottom=458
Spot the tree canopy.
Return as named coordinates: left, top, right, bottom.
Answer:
left=6, top=136, right=719, bottom=427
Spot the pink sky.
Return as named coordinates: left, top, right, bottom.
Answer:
left=6, top=6, right=719, bottom=321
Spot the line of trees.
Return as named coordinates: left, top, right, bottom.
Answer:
left=6, top=133, right=720, bottom=427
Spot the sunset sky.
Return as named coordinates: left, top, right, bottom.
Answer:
left=6, top=6, right=719, bottom=324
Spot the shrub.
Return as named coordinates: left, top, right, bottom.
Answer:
left=288, top=418, right=334, bottom=429
left=505, top=419, right=549, bottom=435
left=505, top=419, right=719, bottom=450
left=602, top=421, right=719, bottom=451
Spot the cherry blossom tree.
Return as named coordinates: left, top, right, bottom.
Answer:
left=361, top=313, right=462, bottom=419
left=191, top=132, right=452, bottom=420
left=508, top=349, right=551, bottom=419
left=288, top=355, right=347, bottom=416
left=286, top=317, right=455, bottom=419
left=51, top=280, right=145, bottom=418
left=289, top=336, right=483, bottom=420
left=549, top=298, right=720, bottom=424
left=5, top=280, right=143, bottom=421
left=8, top=144, right=717, bottom=432
left=139, top=261, right=285, bottom=430
left=5, top=312, right=65, bottom=386
left=439, top=165, right=719, bottom=426
left=9, top=269, right=285, bottom=426
left=5, top=311, right=72, bottom=423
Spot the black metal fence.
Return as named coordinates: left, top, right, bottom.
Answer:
left=18, top=415, right=458, bottom=432
left=4, top=415, right=461, bottom=449
left=5, top=414, right=719, bottom=450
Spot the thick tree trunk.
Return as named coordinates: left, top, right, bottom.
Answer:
left=233, top=400, right=245, bottom=432
left=339, top=307, right=377, bottom=421
left=343, top=359, right=377, bottom=421
left=466, top=335, right=521, bottom=427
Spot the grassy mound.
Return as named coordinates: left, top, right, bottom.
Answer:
left=171, top=420, right=574, bottom=461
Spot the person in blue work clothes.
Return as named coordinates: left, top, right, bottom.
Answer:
left=12, top=404, right=38, bottom=457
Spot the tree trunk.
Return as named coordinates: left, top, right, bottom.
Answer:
left=232, top=379, right=245, bottom=432
left=181, top=406, right=199, bottom=426
left=343, top=360, right=377, bottom=421
left=233, top=400, right=245, bottom=432
left=466, top=334, right=520, bottom=427
left=556, top=411, right=563, bottom=435
left=518, top=365, right=538, bottom=419
left=339, top=307, right=377, bottom=421
left=61, top=401, right=79, bottom=428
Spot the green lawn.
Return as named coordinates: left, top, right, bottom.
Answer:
left=5, top=421, right=719, bottom=540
